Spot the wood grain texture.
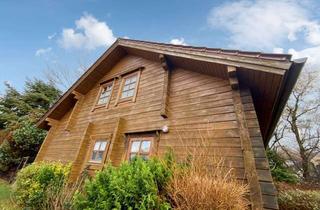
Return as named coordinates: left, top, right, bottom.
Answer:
left=65, top=92, right=84, bottom=131
left=240, top=87, right=279, bottom=209
left=232, top=90, right=264, bottom=209
left=35, top=54, right=278, bottom=209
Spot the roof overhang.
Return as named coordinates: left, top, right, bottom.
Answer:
left=264, top=57, right=306, bottom=144
left=37, top=38, right=306, bottom=146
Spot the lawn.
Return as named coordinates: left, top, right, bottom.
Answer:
left=0, top=179, right=18, bottom=210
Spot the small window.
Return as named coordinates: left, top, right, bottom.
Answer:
left=128, top=138, right=152, bottom=161
left=90, top=140, right=108, bottom=163
left=97, top=82, right=113, bottom=106
left=115, top=70, right=141, bottom=105
left=121, top=74, right=138, bottom=99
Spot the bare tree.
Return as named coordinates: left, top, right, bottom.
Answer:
left=271, top=70, right=320, bottom=181
left=43, top=62, right=87, bottom=91
left=270, top=119, right=287, bottom=149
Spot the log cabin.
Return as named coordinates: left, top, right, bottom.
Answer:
left=35, top=38, right=306, bottom=210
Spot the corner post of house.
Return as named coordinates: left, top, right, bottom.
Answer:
left=65, top=91, right=84, bottom=131
left=35, top=117, right=59, bottom=162
left=227, top=66, right=264, bottom=210
left=159, top=54, right=171, bottom=118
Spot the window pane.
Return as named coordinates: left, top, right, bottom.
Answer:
left=129, top=83, right=136, bottom=90
left=106, top=85, right=112, bottom=91
left=121, top=91, right=128, bottom=99
left=94, top=142, right=101, bottom=151
left=141, top=141, right=151, bottom=153
left=101, top=90, right=108, bottom=97
left=97, top=97, right=108, bottom=105
left=121, top=75, right=138, bottom=99
left=99, top=142, right=107, bottom=151
left=97, top=84, right=112, bottom=105
left=127, top=89, right=134, bottom=97
left=141, top=154, right=149, bottom=160
left=130, top=76, right=137, bottom=83
left=130, top=153, right=137, bottom=161
left=125, top=78, right=131, bottom=85
left=131, top=141, right=140, bottom=153
left=105, top=91, right=110, bottom=95
left=97, top=151, right=103, bottom=161
left=91, top=151, right=97, bottom=160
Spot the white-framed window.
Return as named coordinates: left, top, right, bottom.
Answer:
left=90, top=140, right=108, bottom=163
left=121, top=74, right=138, bottom=99
left=97, top=82, right=113, bottom=105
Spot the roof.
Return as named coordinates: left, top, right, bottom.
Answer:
left=124, top=39, right=293, bottom=61
left=37, top=38, right=306, bottom=146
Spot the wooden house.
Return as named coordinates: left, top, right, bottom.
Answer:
left=35, top=39, right=306, bottom=209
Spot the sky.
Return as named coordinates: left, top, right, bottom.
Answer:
left=1, top=0, right=320, bottom=94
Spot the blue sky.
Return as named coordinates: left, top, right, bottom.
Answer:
left=1, top=0, right=320, bottom=94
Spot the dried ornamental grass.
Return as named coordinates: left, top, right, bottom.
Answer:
left=165, top=129, right=249, bottom=210
left=166, top=156, right=249, bottom=210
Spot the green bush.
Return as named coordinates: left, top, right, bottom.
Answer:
left=11, top=121, right=46, bottom=156
left=0, top=140, right=19, bottom=172
left=73, top=157, right=173, bottom=210
left=267, top=149, right=299, bottom=183
left=13, top=162, right=71, bottom=209
left=278, top=190, right=320, bottom=210
left=0, top=121, right=46, bottom=173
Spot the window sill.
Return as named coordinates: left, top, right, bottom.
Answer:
left=117, top=97, right=134, bottom=104
left=88, top=160, right=103, bottom=164
left=91, top=104, right=108, bottom=112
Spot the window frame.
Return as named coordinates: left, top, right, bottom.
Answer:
left=88, top=139, right=110, bottom=164
left=115, top=70, right=141, bottom=105
left=126, top=136, right=154, bottom=161
left=93, top=80, right=114, bottom=110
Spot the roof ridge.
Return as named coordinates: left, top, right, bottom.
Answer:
left=118, top=38, right=292, bottom=61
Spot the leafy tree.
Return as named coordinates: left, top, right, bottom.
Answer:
left=0, top=80, right=60, bottom=130
left=0, top=83, right=30, bottom=129
left=12, top=121, right=47, bottom=159
left=0, top=79, right=61, bottom=174
left=23, top=79, right=61, bottom=111
left=0, top=140, right=19, bottom=172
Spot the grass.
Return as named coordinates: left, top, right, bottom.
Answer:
left=0, top=179, right=19, bottom=210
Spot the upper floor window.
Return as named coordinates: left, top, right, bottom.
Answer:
left=117, top=71, right=141, bottom=103
left=96, top=82, right=113, bottom=106
left=121, top=74, right=138, bottom=99
left=128, top=136, right=153, bottom=161
left=90, top=140, right=108, bottom=163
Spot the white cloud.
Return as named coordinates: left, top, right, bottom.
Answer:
left=208, top=0, right=320, bottom=50
left=35, top=47, right=52, bottom=56
left=273, top=47, right=284, bottom=54
left=170, top=38, right=187, bottom=45
left=48, top=33, right=56, bottom=40
left=59, top=13, right=116, bottom=50
left=271, top=46, right=320, bottom=69
left=304, top=22, right=320, bottom=45
left=288, top=46, right=320, bottom=69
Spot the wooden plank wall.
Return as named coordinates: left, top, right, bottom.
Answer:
left=158, top=68, right=246, bottom=178
left=35, top=55, right=278, bottom=209
left=36, top=55, right=165, bottom=169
